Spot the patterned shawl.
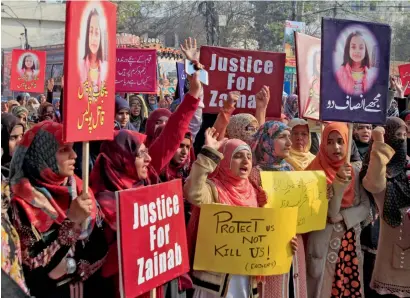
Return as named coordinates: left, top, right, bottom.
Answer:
left=129, top=95, right=148, bottom=132
left=9, top=121, right=96, bottom=236
left=251, top=121, right=293, bottom=171
left=226, top=113, right=259, bottom=146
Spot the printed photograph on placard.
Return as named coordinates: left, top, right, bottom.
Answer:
left=320, top=18, right=391, bottom=124
left=17, top=52, right=40, bottom=81
left=295, top=32, right=321, bottom=120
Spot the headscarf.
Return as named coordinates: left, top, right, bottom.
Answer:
left=1, top=114, right=25, bottom=170
left=27, top=98, right=40, bottom=120
left=387, top=99, right=399, bottom=117
left=353, top=123, right=370, bottom=161
left=11, top=106, right=28, bottom=127
left=7, top=100, right=19, bottom=111
left=209, top=139, right=258, bottom=207
left=52, top=98, right=61, bottom=119
left=114, top=96, right=137, bottom=131
left=154, top=124, right=194, bottom=184
left=285, top=118, right=315, bottom=170
left=90, top=130, right=160, bottom=230
left=145, top=108, right=172, bottom=147
left=38, top=102, right=57, bottom=122
left=9, top=121, right=97, bottom=236
left=144, top=94, right=159, bottom=113
left=360, top=117, right=409, bottom=227
left=284, top=94, right=298, bottom=120
left=226, top=113, right=259, bottom=145
left=128, top=95, right=148, bottom=132
left=250, top=121, right=293, bottom=171
left=306, top=122, right=355, bottom=208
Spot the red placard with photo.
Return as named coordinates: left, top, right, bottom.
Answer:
left=116, top=180, right=189, bottom=297
left=199, top=46, right=285, bottom=118
left=63, top=0, right=116, bottom=142
left=115, top=48, right=157, bottom=93
left=10, top=49, right=46, bottom=93
left=398, top=63, right=410, bottom=96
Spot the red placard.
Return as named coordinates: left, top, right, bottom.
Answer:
left=63, top=0, right=116, bottom=142
left=115, top=48, right=157, bottom=93
left=199, top=46, right=285, bottom=118
left=116, top=180, right=189, bottom=297
left=398, top=63, right=410, bottom=96
left=10, top=49, right=46, bottom=93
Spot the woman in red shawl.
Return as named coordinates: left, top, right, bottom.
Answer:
left=9, top=121, right=110, bottom=298
left=305, top=122, right=370, bottom=298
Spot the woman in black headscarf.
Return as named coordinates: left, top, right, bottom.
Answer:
left=1, top=114, right=25, bottom=178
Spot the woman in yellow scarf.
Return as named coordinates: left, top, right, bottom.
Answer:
left=285, top=118, right=316, bottom=170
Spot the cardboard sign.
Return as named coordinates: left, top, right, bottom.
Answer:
left=320, top=18, right=391, bottom=124
left=116, top=180, right=189, bottom=297
left=284, top=20, right=306, bottom=67
left=194, top=204, right=297, bottom=276
left=115, top=48, right=157, bottom=93
left=176, top=62, right=186, bottom=99
left=200, top=46, right=285, bottom=118
left=10, top=49, right=46, bottom=93
left=398, top=63, right=410, bottom=96
left=295, top=32, right=321, bottom=120
left=261, top=171, right=328, bottom=234
left=63, top=0, right=116, bottom=142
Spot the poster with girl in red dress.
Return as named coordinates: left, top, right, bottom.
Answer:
left=63, top=0, right=116, bottom=142
left=10, top=49, right=46, bottom=93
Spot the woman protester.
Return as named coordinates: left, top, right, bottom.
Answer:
left=285, top=118, right=315, bottom=171
left=9, top=121, right=110, bottom=297
left=11, top=106, right=29, bottom=129
left=305, top=122, right=370, bottom=298
left=250, top=121, right=305, bottom=298
left=129, top=95, right=148, bottom=133
left=360, top=117, right=410, bottom=297
left=39, top=102, right=59, bottom=122
left=114, top=95, right=137, bottom=131
left=353, top=123, right=372, bottom=161
left=1, top=113, right=25, bottom=178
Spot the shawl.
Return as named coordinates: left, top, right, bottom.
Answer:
left=284, top=94, right=298, bottom=120
left=145, top=108, right=172, bottom=147
left=114, top=96, right=137, bottom=131
left=1, top=114, right=23, bottom=166
left=154, top=125, right=194, bottom=184
left=354, top=138, right=370, bottom=161
left=387, top=99, right=399, bottom=117
left=209, top=139, right=258, bottom=207
left=226, top=113, right=259, bottom=146
left=306, top=122, right=355, bottom=208
left=11, top=106, right=28, bottom=120
left=251, top=121, right=293, bottom=171
left=129, top=95, right=148, bottom=132
left=144, top=94, right=159, bottom=113
left=285, top=118, right=315, bottom=170
left=9, top=121, right=96, bottom=236
left=360, top=117, right=409, bottom=227
left=90, top=130, right=160, bottom=230
left=38, top=102, right=57, bottom=122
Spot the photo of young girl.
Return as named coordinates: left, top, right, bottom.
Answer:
left=79, top=5, right=108, bottom=96
left=334, top=27, right=378, bottom=95
left=17, top=53, right=40, bottom=81
left=304, top=49, right=321, bottom=118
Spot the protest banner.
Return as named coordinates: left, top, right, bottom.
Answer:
left=398, top=63, right=410, bottom=96
left=295, top=32, right=321, bottom=120
left=115, top=48, right=157, bottom=93
left=176, top=62, right=186, bottom=99
left=261, top=171, right=328, bottom=234
left=199, top=46, right=285, bottom=118
left=116, top=180, right=189, bottom=298
left=193, top=204, right=297, bottom=276
left=63, top=0, right=116, bottom=143
left=10, top=49, right=46, bottom=93
left=320, top=18, right=391, bottom=124
left=284, top=20, right=306, bottom=67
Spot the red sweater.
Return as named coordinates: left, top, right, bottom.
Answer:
left=149, top=93, right=200, bottom=174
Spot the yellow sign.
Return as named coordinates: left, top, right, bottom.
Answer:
left=193, top=204, right=297, bottom=276
left=261, top=171, right=328, bottom=234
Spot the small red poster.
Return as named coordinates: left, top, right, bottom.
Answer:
left=398, top=63, right=410, bottom=96
left=116, top=180, right=189, bottom=297
left=10, top=49, right=46, bottom=93
left=115, top=48, right=157, bottom=93
left=63, top=0, right=116, bottom=142
left=200, top=46, right=285, bottom=118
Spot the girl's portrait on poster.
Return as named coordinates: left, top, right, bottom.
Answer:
left=78, top=4, right=108, bottom=92
left=333, top=25, right=379, bottom=96
left=17, top=53, right=40, bottom=81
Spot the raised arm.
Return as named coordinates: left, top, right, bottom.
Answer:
left=214, top=91, right=238, bottom=140
left=328, top=163, right=351, bottom=218
left=255, top=86, right=270, bottom=127
left=149, top=65, right=202, bottom=173
left=184, top=128, right=224, bottom=206
left=362, top=127, right=395, bottom=195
